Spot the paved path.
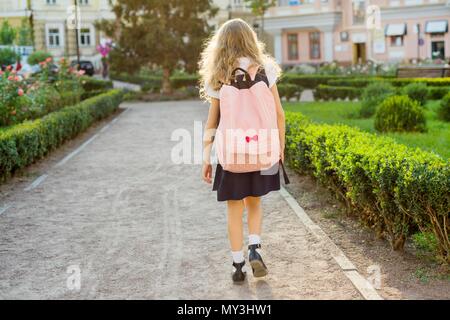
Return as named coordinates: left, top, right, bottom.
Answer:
left=0, top=101, right=362, bottom=299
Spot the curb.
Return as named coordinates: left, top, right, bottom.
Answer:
left=279, top=186, right=383, bottom=300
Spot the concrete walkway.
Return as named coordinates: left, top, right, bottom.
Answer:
left=0, top=101, right=362, bottom=299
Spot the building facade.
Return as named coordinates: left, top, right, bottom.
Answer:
left=264, top=0, right=450, bottom=66
left=0, top=0, right=115, bottom=64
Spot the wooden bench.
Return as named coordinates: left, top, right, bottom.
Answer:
left=396, top=67, right=450, bottom=78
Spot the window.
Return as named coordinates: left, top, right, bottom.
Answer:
left=309, top=32, right=321, bottom=59
left=431, top=41, right=445, bottom=60
left=340, top=31, right=349, bottom=42
left=352, top=0, right=366, bottom=25
left=390, top=36, right=403, bottom=47
left=48, top=28, right=60, bottom=47
left=79, top=0, right=89, bottom=5
left=46, top=0, right=56, bottom=4
left=287, top=34, right=298, bottom=60
left=80, top=28, right=91, bottom=46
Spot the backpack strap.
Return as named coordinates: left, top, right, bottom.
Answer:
left=231, top=67, right=250, bottom=77
left=279, top=160, right=290, bottom=185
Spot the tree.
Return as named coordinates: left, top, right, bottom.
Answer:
left=17, top=18, right=33, bottom=46
left=0, top=21, right=17, bottom=45
left=244, top=0, right=276, bottom=39
left=96, top=0, right=217, bottom=94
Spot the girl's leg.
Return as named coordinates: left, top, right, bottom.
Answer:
left=227, top=199, right=247, bottom=283
left=244, top=196, right=268, bottom=277
left=227, top=199, right=245, bottom=252
left=244, top=196, right=262, bottom=238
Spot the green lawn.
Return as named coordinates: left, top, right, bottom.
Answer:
left=284, top=100, right=450, bottom=159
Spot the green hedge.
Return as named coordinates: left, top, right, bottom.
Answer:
left=110, top=72, right=161, bottom=92
left=281, top=74, right=371, bottom=89
left=0, top=90, right=124, bottom=181
left=285, top=112, right=450, bottom=263
left=170, top=75, right=199, bottom=89
left=278, top=83, right=303, bottom=101
left=313, top=85, right=360, bottom=101
left=327, top=78, right=379, bottom=88
left=428, top=86, right=450, bottom=100
left=110, top=72, right=199, bottom=92
left=80, top=77, right=114, bottom=100
left=327, top=77, right=450, bottom=90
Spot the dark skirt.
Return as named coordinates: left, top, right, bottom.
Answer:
left=212, top=162, right=287, bottom=202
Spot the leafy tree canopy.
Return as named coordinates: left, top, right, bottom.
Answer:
left=0, top=21, right=17, bottom=45
left=97, top=0, right=218, bottom=93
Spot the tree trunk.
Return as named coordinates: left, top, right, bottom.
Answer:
left=162, top=67, right=172, bottom=94
left=261, top=14, right=265, bottom=41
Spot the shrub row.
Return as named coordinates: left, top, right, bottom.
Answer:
left=428, top=86, right=450, bottom=100
left=277, top=83, right=303, bottom=101
left=80, top=77, right=113, bottom=100
left=328, top=77, right=450, bottom=89
left=281, top=74, right=372, bottom=89
left=313, top=85, right=361, bottom=101
left=285, top=112, right=450, bottom=263
left=327, top=78, right=379, bottom=88
left=110, top=72, right=199, bottom=92
left=439, top=92, right=450, bottom=121
left=0, top=90, right=124, bottom=181
left=313, top=83, right=448, bottom=103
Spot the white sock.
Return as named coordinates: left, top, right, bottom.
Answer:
left=231, top=250, right=244, bottom=263
left=248, top=234, right=261, bottom=246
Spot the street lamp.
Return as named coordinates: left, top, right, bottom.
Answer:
left=74, top=0, right=81, bottom=66
left=227, top=0, right=232, bottom=20
left=25, top=0, right=35, bottom=49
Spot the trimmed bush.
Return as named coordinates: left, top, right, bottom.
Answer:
left=402, top=82, right=428, bottom=106
left=170, top=75, right=199, bottom=89
left=427, top=86, right=450, bottom=100
left=391, top=78, right=450, bottom=87
left=110, top=72, right=161, bottom=92
left=374, top=95, right=426, bottom=132
left=0, top=90, right=123, bottom=181
left=278, top=83, right=303, bottom=101
left=327, top=78, right=378, bottom=88
left=313, top=85, right=360, bottom=101
left=110, top=72, right=199, bottom=92
left=438, top=92, right=450, bottom=122
left=79, top=76, right=113, bottom=99
left=359, top=82, right=395, bottom=118
left=285, top=112, right=450, bottom=262
left=281, top=74, right=369, bottom=89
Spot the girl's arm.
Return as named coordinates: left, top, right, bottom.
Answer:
left=271, top=84, right=285, bottom=162
left=202, top=98, right=220, bottom=183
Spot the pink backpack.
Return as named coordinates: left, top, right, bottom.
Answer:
left=215, top=65, right=280, bottom=173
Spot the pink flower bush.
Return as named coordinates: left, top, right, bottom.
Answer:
left=0, top=55, right=83, bottom=127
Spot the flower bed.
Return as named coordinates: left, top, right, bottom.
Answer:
left=0, top=58, right=85, bottom=127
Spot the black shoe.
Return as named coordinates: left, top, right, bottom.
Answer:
left=232, top=261, right=246, bottom=283
left=248, top=244, right=268, bottom=277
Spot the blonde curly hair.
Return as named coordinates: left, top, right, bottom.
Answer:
left=198, top=18, right=281, bottom=101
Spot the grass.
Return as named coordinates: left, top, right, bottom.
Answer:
left=284, top=100, right=450, bottom=159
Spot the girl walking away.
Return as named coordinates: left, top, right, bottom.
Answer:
left=199, top=19, right=289, bottom=283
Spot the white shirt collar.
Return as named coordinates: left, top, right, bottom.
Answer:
left=238, top=57, right=252, bottom=69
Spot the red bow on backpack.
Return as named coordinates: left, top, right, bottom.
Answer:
left=245, top=135, right=258, bottom=143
